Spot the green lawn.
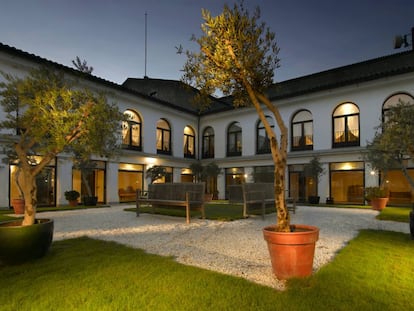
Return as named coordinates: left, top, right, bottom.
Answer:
left=0, top=230, right=413, bottom=310
left=377, top=206, right=412, bottom=223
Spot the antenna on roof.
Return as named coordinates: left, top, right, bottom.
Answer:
left=144, top=11, right=148, bottom=78
left=394, top=26, right=414, bottom=50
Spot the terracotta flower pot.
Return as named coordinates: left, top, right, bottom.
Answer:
left=263, top=224, right=319, bottom=279
left=370, top=198, right=388, bottom=211
left=68, top=200, right=78, bottom=207
left=11, top=198, right=25, bottom=215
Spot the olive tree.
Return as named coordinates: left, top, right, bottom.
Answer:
left=0, top=67, right=124, bottom=226
left=365, top=101, right=414, bottom=189
left=182, top=2, right=290, bottom=231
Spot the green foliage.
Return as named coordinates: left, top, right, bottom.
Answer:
left=0, top=67, right=123, bottom=163
left=64, top=190, right=80, bottom=201
left=190, top=161, right=221, bottom=183
left=305, top=156, right=325, bottom=180
left=364, top=187, right=388, bottom=200
left=182, top=1, right=279, bottom=107
left=182, top=1, right=290, bottom=231
left=0, top=66, right=124, bottom=223
left=146, top=166, right=167, bottom=184
left=365, top=101, right=414, bottom=189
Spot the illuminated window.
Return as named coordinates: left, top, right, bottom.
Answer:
left=291, top=110, right=313, bottom=151
left=202, top=126, right=215, bottom=159
left=227, top=122, right=242, bottom=157
left=122, top=110, right=142, bottom=150
left=332, top=103, right=359, bottom=148
left=156, top=119, right=171, bottom=155
left=382, top=93, right=414, bottom=122
left=256, top=116, right=273, bottom=154
left=183, top=126, right=195, bottom=158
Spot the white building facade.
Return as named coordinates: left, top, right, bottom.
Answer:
left=1, top=42, right=414, bottom=207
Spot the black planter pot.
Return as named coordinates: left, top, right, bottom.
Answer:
left=308, top=196, right=320, bottom=204
left=410, top=211, right=414, bottom=240
left=83, top=196, right=98, bottom=206
left=0, top=219, right=54, bottom=265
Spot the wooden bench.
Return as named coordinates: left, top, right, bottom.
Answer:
left=119, top=187, right=136, bottom=201
left=136, top=183, right=205, bottom=224
left=229, top=183, right=296, bottom=219
left=389, top=191, right=412, bottom=205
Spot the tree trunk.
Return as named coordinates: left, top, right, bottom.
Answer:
left=81, top=170, right=93, bottom=197
left=274, top=158, right=290, bottom=232
left=19, top=169, right=37, bottom=226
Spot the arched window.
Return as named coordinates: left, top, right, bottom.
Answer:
left=202, top=127, right=215, bottom=159
left=227, top=122, right=242, bottom=156
left=156, top=119, right=171, bottom=155
left=122, top=110, right=142, bottom=150
left=291, top=110, right=313, bottom=151
left=382, top=93, right=414, bottom=122
left=332, top=102, right=360, bottom=147
left=256, top=116, right=274, bottom=154
left=184, top=126, right=195, bottom=158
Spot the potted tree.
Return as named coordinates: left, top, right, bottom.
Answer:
left=364, top=101, right=414, bottom=237
left=305, top=156, right=325, bottom=204
left=182, top=2, right=319, bottom=279
left=64, top=190, right=80, bottom=207
left=0, top=66, right=124, bottom=264
left=146, top=165, right=167, bottom=184
left=202, top=162, right=221, bottom=200
left=190, top=161, right=221, bottom=201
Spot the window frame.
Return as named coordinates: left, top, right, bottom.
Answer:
left=183, top=126, right=195, bottom=158
left=122, top=110, right=142, bottom=151
left=256, top=116, right=273, bottom=154
left=332, top=103, right=360, bottom=148
left=156, top=118, right=172, bottom=155
left=227, top=122, right=242, bottom=157
left=291, top=110, right=313, bottom=151
left=202, top=126, right=215, bottom=159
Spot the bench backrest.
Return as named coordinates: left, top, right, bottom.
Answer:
left=228, top=185, right=244, bottom=203
left=228, top=183, right=275, bottom=202
left=243, top=183, right=274, bottom=200
left=148, top=183, right=205, bottom=202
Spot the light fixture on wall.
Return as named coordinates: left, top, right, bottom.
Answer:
left=394, top=27, right=414, bottom=50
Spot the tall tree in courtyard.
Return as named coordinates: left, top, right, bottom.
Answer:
left=0, top=67, right=124, bottom=226
left=182, top=2, right=290, bottom=231
left=365, top=101, right=414, bottom=190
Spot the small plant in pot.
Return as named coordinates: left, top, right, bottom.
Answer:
left=64, top=190, right=80, bottom=207
left=364, top=187, right=388, bottom=211
left=0, top=66, right=124, bottom=264
left=182, top=2, right=319, bottom=280
left=190, top=161, right=221, bottom=201
left=305, top=156, right=326, bottom=204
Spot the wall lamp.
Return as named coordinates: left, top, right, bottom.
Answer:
left=394, top=27, right=414, bottom=50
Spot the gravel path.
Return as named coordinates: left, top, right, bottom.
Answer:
left=39, top=205, right=409, bottom=290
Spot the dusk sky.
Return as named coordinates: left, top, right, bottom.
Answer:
left=0, top=0, right=413, bottom=85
